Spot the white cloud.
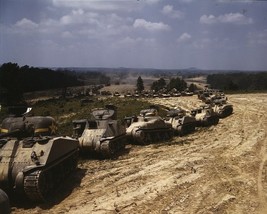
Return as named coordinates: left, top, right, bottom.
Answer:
left=179, top=0, right=193, bottom=2
left=177, top=33, right=192, bottom=43
left=162, top=5, right=184, bottom=19
left=60, top=9, right=99, bottom=25
left=200, top=15, right=217, bottom=24
left=115, top=36, right=156, bottom=47
left=15, top=18, right=38, bottom=29
left=145, top=0, right=161, bottom=4
left=200, top=13, right=253, bottom=25
left=133, top=19, right=170, bottom=31
left=52, top=0, right=144, bottom=11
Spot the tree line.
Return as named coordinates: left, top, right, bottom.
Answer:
left=207, top=72, right=267, bottom=91
left=0, top=62, right=83, bottom=104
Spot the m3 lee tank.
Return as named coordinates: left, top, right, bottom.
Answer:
left=125, top=106, right=173, bottom=145
left=72, top=105, right=127, bottom=158
left=0, top=114, right=79, bottom=202
left=165, top=108, right=196, bottom=136
left=191, top=105, right=219, bottom=126
left=212, top=99, right=233, bottom=118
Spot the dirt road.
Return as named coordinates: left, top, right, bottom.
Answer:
left=12, top=93, right=267, bottom=214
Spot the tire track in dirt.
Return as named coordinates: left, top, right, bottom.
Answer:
left=11, top=94, right=267, bottom=214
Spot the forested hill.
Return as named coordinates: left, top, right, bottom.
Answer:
left=207, top=72, right=267, bottom=91
left=0, top=62, right=83, bottom=104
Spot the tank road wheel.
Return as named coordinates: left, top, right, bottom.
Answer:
left=24, top=170, right=51, bottom=202
left=100, top=141, right=116, bottom=158
left=0, top=189, right=10, bottom=214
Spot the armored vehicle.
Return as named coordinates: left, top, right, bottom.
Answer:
left=0, top=189, right=10, bottom=214
left=165, top=108, right=196, bottom=136
left=191, top=105, right=219, bottom=126
left=73, top=105, right=127, bottom=158
left=125, top=106, right=173, bottom=144
left=212, top=99, right=233, bottom=118
left=0, top=115, right=79, bottom=202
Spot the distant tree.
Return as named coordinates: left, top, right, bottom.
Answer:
left=136, top=76, right=144, bottom=92
left=151, top=78, right=166, bottom=92
left=167, top=77, right=187, bottom=92
left=188, top=83, right=198, bottom=92
left=0, top=62, right=23, bottom=104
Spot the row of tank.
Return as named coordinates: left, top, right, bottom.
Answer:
left=0, top=97, right=233, bottom=213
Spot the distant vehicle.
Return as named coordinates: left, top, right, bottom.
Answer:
left=125, top=106, right=173, bottom=144
left=73, top=105, right=127, bottom=158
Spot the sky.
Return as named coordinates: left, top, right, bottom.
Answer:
left=0, top=0, right=267, bottom=70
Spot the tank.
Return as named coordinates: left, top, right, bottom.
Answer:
left=191, top=105, right=219, bottom=126
left=72, top=105, right=127, bottom=158
left=0, top=115, right=79, bottom=202
left=212, top=99, right=233, bottom=118
left=125, top=106, right=173, bottom=145
left=0, top=189, right=10, bottom=214
left=165, top=108, right=196, bottom=136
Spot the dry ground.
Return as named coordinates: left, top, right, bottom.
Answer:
left=12, top=93, right=267, bottom=214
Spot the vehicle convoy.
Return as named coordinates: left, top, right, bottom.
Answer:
left=191, top=105, right=219, bottom=126
left=72, top=105, right=127, bottom=158
left=125, top=106, right=173, bottom=145
left=0, top=112, right=79, bottom=202
left=0, top=188, right=10, bottom=214
left=165, top=108, right=196, bottom=136
left=212, top=99, right=233, bottom=118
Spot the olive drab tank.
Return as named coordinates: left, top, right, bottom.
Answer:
left=125, top=106, right=173, bottom=145
left=72, top=105, right=127, bottom=158
left=0, top=113, right=79, bottom=202
left=0, top=189, right=10, bottom=214
left=191, top=105, right=219, bottom=126
left=165, top=108, right=196, bottom=136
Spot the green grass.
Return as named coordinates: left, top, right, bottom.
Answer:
left=0, top=96, right=169, bottom=136
left=31, top=97, right=154, bottom=136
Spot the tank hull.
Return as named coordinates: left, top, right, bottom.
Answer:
left=0, top=136, right=79, bottom=202
left=126, top=117, right=173, bottom=145
left=165, top=116, right=196, bottom=136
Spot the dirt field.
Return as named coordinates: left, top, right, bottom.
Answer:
left=12, top=93, right=267, bottom=214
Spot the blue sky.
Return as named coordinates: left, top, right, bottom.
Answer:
left=0, top=0, right=267, bottom=70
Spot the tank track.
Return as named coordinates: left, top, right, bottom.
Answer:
left=134, top=128, right=173, bottom=145
left=177, top=123, right=196, bottom=136
left=100, top=135, right=126, bottom=158
left=23, top=150, right=78, bottom=202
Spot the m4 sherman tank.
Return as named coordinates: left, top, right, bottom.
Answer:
left=0, top=115, right=79, bottom=202
left=191, top=105, right=219, bottom=126
left=165, top=108, right=196, bottom=136
left=72, top=105, right=127, bottom=158
left=0, top=189, right=10, bottom=214
left=212, top=99, right=233, bottom=118
left=125, top=106, right=173, bottom=145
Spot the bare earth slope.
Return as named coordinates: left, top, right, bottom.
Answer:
left=12, top=93, right=267, bottom=214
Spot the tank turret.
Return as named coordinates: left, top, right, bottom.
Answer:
left=73, top=105, right=127, bottom=158
left=0, top=115, right=79, bottom=202
left=125, top=106, right=173, bottom=144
